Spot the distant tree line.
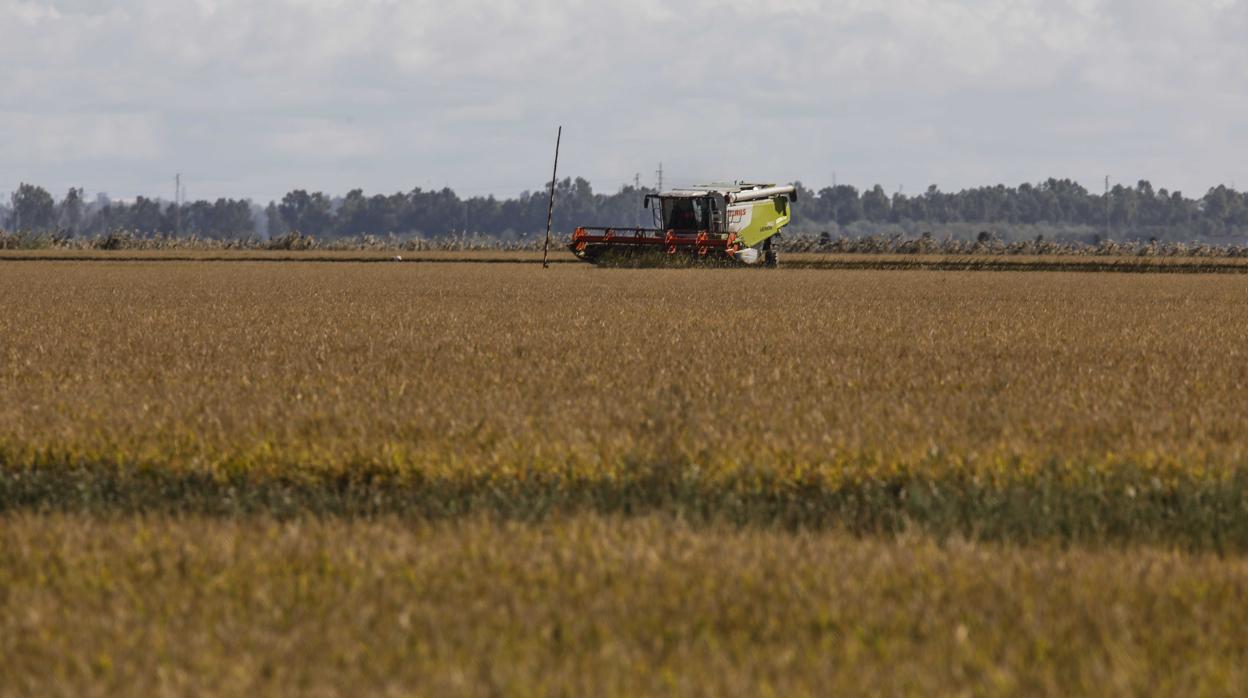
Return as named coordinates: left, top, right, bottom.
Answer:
left=2, top=184, right=256, bottom=239
left=793, top=179, right=1248, bottom=240
left=4, top=177, right=1248, bottom=241
left=261, top=179, right=652, bottom=240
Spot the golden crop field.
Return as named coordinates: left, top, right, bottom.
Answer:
left=3, top=258, right=1248, bottom=695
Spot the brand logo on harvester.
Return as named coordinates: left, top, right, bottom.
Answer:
left=727, top=206, right=754, bottom=235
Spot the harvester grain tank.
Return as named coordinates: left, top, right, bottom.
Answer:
left=569, top=182, right=797, bottom=266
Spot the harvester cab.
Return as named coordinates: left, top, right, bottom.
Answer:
left=569, top=182, right=797, bottom=266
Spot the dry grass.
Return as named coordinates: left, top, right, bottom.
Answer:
left=2, top=262, right=1248, bottom=544
left=5, top=261, right=1246, bottom=461
left=5, top=513, right=1248, bottom=697
left=4, top=261, right=1248, bottom=694
left=780, top=252, right=1248, bottom=272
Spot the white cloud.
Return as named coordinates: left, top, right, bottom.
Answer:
left=0, top=111, right=164, bottom=161
left=0, top=0, right=1245, bottom=200
left=269, top=119, right=382, bottom=160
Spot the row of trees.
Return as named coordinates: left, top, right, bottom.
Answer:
left=5, top=178, right=1248, bottom=241
left=264, top=179, right=650, bottom=240
left=3, top=185, right=255, bottom=239
left=796, top=179, right=1248, bottom=237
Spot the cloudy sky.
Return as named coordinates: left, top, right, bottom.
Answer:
left=2, top=0, right=1246, bottom=202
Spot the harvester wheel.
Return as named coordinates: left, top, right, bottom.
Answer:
left=763, top=238, right=779, bottom=268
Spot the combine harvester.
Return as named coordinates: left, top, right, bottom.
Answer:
left=569, top=182, right=797, bottom=267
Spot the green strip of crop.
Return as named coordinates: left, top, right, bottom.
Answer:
left=3, top=450, right=1246, bottom=551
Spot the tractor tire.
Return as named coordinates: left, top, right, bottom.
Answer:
left=762, top=237, right=779, bottom=268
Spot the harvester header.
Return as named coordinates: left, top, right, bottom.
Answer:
left=569, top=182, right=797, bottom=266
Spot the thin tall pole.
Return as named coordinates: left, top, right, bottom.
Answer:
left=542, top=126, right=562, bottom=269
left=1104, top=175, right=1110, bottom=240
left=175, top=173, right=181, bottom=236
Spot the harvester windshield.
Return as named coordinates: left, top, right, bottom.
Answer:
left=660, top=196, right=719, bottom=232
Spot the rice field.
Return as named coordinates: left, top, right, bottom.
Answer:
left=7, top=514, right=1248, bottom=696
left=3, top=258, right=1248, bottom=695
